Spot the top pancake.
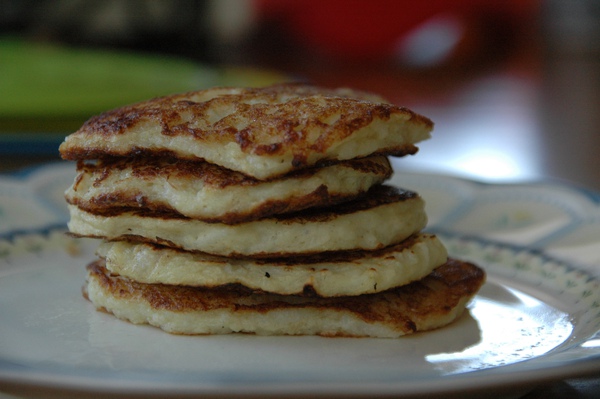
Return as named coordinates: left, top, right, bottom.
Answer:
left=59, top=84, right=433, bottom=180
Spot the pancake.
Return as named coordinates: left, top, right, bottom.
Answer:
left=66, top=155, right=392, bottom=223
left=84, top=258, right=485, bottom=337
left=67, top=185, right=427, bottom=257
left=59, top=84, right=433, bottom=180
left=97, top=234, right=448, bottom=297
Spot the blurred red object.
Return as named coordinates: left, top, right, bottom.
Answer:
left=254, top=0, right=539, bottom=65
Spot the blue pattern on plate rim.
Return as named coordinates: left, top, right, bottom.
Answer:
left=434, top=229, right=600, bottom=325
left=392, top=171, right=600, bottom=264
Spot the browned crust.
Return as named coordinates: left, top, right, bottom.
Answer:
left=85, top=258, right=485, bottom=335
left=68, top=184, right=419, bottom=225
left=68, top=156, right=393, bottom=224
left=59, top=84, right=433, bottom=167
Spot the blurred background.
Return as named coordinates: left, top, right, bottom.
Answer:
left=0, top=0, right=599, bottom=191
left=0, top=2, right=599, bottom=397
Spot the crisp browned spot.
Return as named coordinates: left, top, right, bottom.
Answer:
left=270, top=184, right=418, bottom=224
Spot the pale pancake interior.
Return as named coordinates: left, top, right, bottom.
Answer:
left=98, top=234, right=448, bottom=297
left=67, top=186, right=427, bottom=257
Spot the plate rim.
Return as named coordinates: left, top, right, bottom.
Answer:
left=1, top=227, right=600, bottom=398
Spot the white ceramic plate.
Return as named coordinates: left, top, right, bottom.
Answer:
left=0, top=163, right=599, bottom=398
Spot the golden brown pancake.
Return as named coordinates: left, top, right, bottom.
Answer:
left=60, top=83, right=485, bottom=339
left=84, top=258, right=485, bottom=337
left=59, top=84, right=433, bottom=180
left=67, top=185, right=428, bottom=257
left=65, top=155, right=392, bottom=223
left=97, top=234, right=448, bottom=297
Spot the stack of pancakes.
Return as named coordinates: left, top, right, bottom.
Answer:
left=59, top=84, right=484, bottom=338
